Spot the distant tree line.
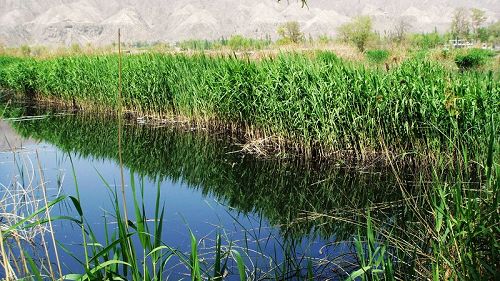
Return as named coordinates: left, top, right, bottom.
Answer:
left=3, top=5, right=498, bottom=58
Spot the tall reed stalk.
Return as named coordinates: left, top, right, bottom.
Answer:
left=36, top=150, right=63, bottom=280
left=0, top=52, right=497, bottom=163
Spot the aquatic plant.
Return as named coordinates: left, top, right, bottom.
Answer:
left=8, top=111, right=409, bottom=239
left=0, top=52, right=497, bottom=164
left=0, top=103, right=498, bottom=280
left=0, top=150, right=348, bottom=280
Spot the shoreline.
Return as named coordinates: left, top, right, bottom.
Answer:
left=0, top=52, right=497, bottom=167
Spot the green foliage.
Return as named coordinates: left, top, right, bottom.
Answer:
left=365, top=49, right=390, bottom=64
left=317, top=35, right=331, bottom=45
left=477, top=21, right=500, bottom=43
left=440, top=48, right=451, bottom=59
left=228, top=35, right=251, bottom=50
left=409, top=32, right=444, bottom=49
left=487, top=21, right=500, bottom=39
left=0, top=57, right=37, bottom=97
left=0, top=52, right=498, bottom=162
left=8, top=110, right=408, bottom=239
left=175, top=36, right=271, bottom=51
left=176, top=39, right=216, bottom=51
left=20, top=45, right=31, bottom=57
left=2, top=94, right=498, bottom=280
left=5, top=130, right=391, bottom=279
left=477, top=27, right=490, bottom=42
left=277, top=21, right=304, bottom=44
left=349, top=212, right=394, bottom=281
left=227, top=35, right=270, bottom=51
left=431, top=125, right=498, bottom=280
left=337, top=16, right=375, bottom=52
left=454, top=48, right=495, bottom=69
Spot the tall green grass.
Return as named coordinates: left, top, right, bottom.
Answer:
left=0, top=52, right=497, bottom=162
left=350, top=118, right=499, bottom=280
left=1, top=103, right=498, bottom=280
left=0, top=151, right=343, bottom=280
left=8, top=110, right=411, bottom=239
left=429, top=119, right=499, bottom=280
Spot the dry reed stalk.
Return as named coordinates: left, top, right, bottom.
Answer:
left=117, top=28, right=130, bottom=225
left=14, top=234, right=28, bottom=276
left=117, top=29, right=134, bottom=270
left=0, top=146, right=65, bottom=278
left=0, top=228, right=12, bottom=280
left=7, top=247, right=20, bottom=275
left=0, top=151, right=13, bottom=281
left=0, top=148, right=36, bottom=279
left=14, top=150, right=56, bottom=279
left=8, top=161, right=28, bottom=277
left=36, top=150, right=63, bottom=280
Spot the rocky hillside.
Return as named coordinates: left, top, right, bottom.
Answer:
left=0, top=0, right=498, bottom=46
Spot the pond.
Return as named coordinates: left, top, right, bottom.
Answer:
left=0, top=102, right=422, bottom=280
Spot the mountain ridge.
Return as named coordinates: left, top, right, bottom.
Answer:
left=0, top=0, right=498, bottom=46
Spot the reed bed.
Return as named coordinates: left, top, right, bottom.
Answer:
left=0, top=102, right=498, bottom=280
left=0, top=144, right=350, bottom=280
left=0, top=150, right=66, bottom=280
left=8, top=111, right=412, bottom=239
left=0, top=52, right=497, bottom=162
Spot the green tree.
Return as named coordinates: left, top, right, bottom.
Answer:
left=277, top=21, right=304, bottom=44
left=337, top=16, right=375, bottom=52
left=451, top=7, right=470, bottom=38
left=474, top=20, right=500, bottom=43
left=410, top=32, right=444, bottom=49
left=471, top=8, right=487, bottom=39
left=318, top=35, right=330, bottom=45
left=393, top=17, right=412, bottom=43
left=228, top=35, right=250, bottom=50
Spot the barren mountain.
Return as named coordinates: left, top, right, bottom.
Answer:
left=0, top=0, right=498, bottom=46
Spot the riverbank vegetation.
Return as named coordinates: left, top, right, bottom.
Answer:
left=0, top=6, right=498, bottom=280
left=0, top=106, right=498, bottom=280
left=0, top=51, right=498, bottom=164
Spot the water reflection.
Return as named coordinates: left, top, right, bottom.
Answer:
left=5, top=105, right=418, bottom=240
left=0, top=102, right=428, bottom=279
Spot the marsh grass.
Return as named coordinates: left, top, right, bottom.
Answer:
left=0, top=110, right=498, bottom=280
left=0, top=150, right=67, bottom=280
left=0, top=112, right=402, bottom=280
left=0, top=48, right=498, bottom=279
left=0, top=141, right=333, bottom=280
left=6, top=109, right=425, bottom=239
left=0, top=52, right=497, bottom=164
left=325, top=117, right=499, bottom=280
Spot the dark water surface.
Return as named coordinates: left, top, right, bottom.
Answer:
left=0, top=103, right=418, bottom=279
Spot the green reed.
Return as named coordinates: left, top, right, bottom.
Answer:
left=0, top=52, right=498, bottom=162
left=429, top=118, right=499, bottom=280
left=1, top=103, right=498, bottom=280
left=0, top=149, right=254, bottom=280
left=352, top=117, right=498, bottom=280
left=8, top=110, right=415, bottom=240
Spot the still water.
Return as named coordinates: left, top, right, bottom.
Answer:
left=0, top=103, right=415, bottom=279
